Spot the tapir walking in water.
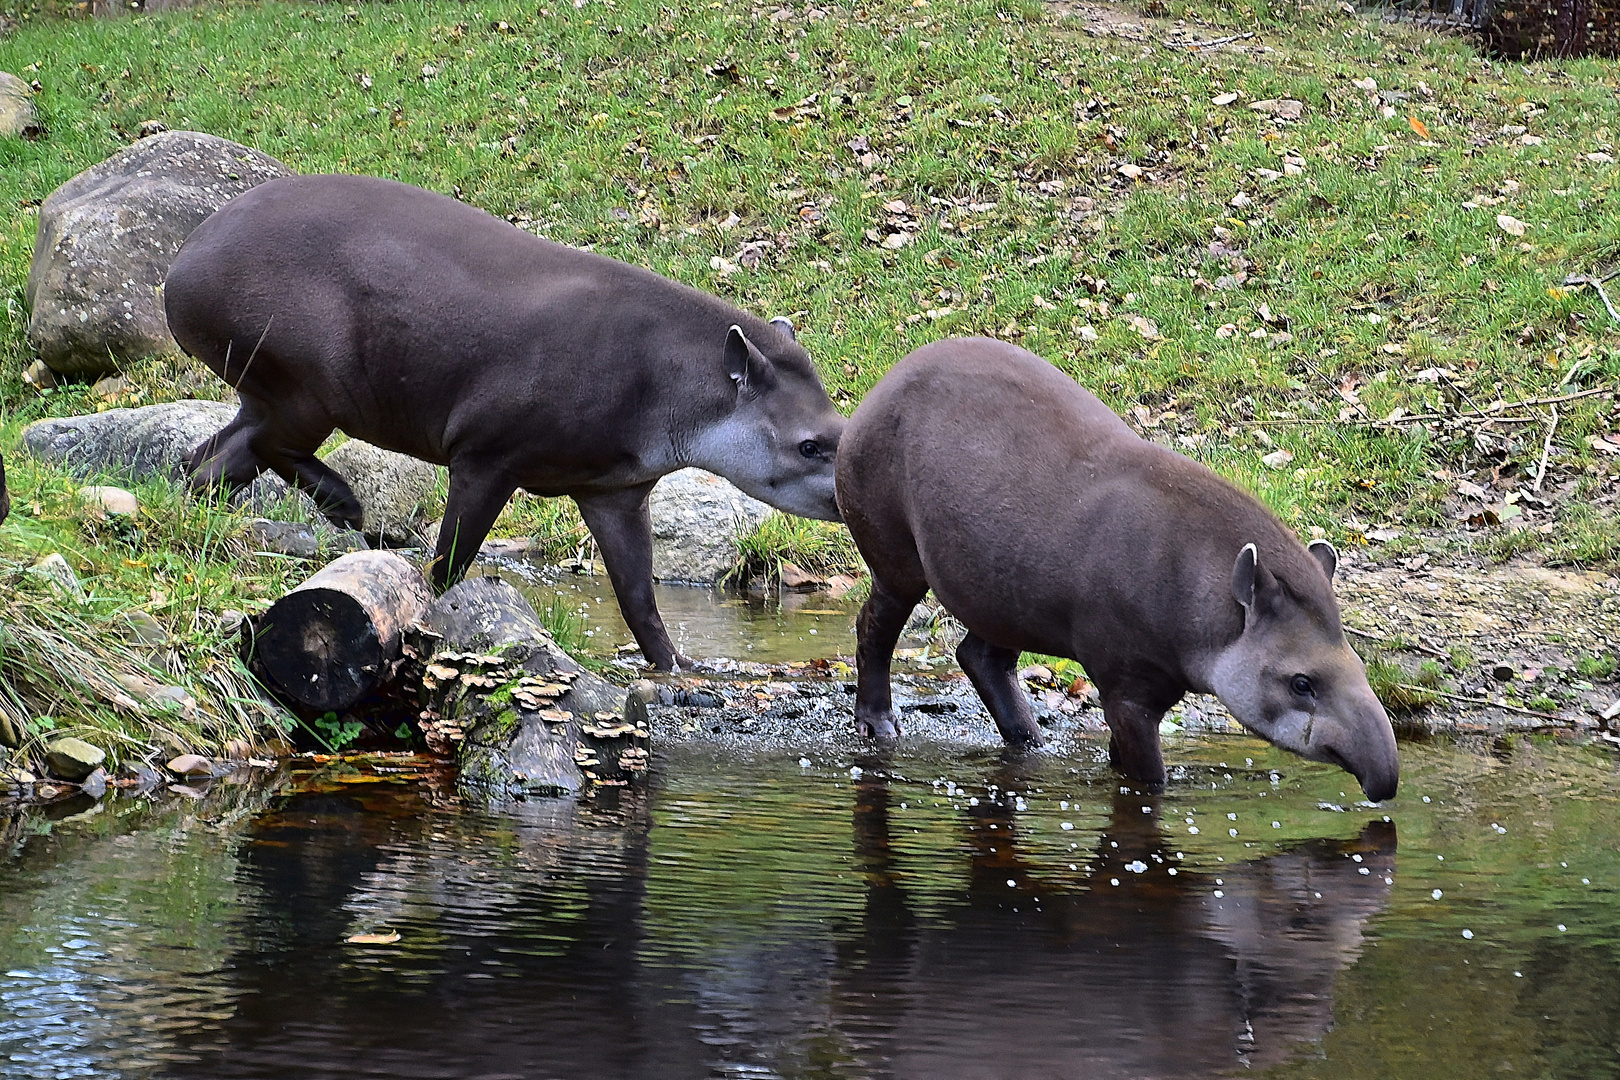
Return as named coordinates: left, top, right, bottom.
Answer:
left=164, top=175, right=844, bottom=670
left=835, top=338, right=1399, bottom=801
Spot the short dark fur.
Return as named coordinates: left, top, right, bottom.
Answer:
left=837, top=338, right=1398, bottom=799
left=0, top=451, right=8, bottom=526
left=165, top=175, right=843, bottom=669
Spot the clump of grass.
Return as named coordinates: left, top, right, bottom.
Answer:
left=0, top=555, right=285, bottom=773
left=536, top=592, right=588, bottom=657
left=1577, top=654, right=1617, bottom=680
left=1366, top=654, right=1447, bottom=712
left=727, top=512, right=863, bottom=586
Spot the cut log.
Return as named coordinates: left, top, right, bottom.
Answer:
left=408, top=576, right=648, bottom=796
left=251, top=550, right=433, bottom=711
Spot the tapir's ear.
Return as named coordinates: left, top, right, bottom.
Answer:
left=724, top=325, right=776, bottom=393
left=1232, top=543, right=1258, bottom=612
left=1306, top=539, right=1338, bottom=581
left=769, top=315, right=797, bottom=341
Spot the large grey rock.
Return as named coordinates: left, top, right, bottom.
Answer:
left=20, top=399, right=288, bottom=506
left=44, top=737, right=105, bottom=782
left=0, top=73, right=40, bottom=139
left=25, top=131, right=291, bottom=377
left=648, top=468, right=772, bottom=584
left=323, top=440, right=438, bottom=545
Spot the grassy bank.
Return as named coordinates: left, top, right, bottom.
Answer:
left=0, top=0, right=1618, bottom=762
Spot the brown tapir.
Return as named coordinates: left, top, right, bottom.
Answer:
left=0, top=450, right=9, bottom=525
left=835, top=337, right=1399, bottom=801
left=163, top=174, right=844, bottom=670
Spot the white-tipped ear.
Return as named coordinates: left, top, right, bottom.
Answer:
left=769, top=315, right=796, bottom=341
left=1232, top=543, right=1258, bottom=611
left=724, top=325, right=750, bottom=385
left=1306, top=538, right=1338, bottom=581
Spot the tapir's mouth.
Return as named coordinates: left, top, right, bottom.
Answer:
left=1318, top=744, right=1398, bottom=803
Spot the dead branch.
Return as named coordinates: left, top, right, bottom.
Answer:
left=1398, top=683, right=1568, bottom=723
left=1344, top=624, right=1450, bottom=659
left=1161, top=31, right=1255, bottom=50
left=1565, top=273, right=1620, bottom=324
left=1532, top=404, right=1559, bottom=493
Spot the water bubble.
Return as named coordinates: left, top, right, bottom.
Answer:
left=1515, top=971, right=1523, bottom=977
left=1422, top=795, right=1431, bottom=803
left=1111, top=878, right=1120, bottom=886
left=969, top=797, right=979, bottom=806
left=1558, top=924, right=1567, bottom=932
left=1070, top=864, right=1078, bottom=870
left=1462, top=929, right=1474, bottom=939
left=1213, top=889, right=1224, bottom=898
left=850, top=766, right=863, bottom=779
left=1188, top=826, right=1200, bottom=835
left=1007, top=879, right=1017, bottom=888
left=1141, top=805, right=1152, bottom=813
left=1061, top=822, right=1075, bottom=830
left=1227, top=813, right=1238, bottom=820
left=1168, top=867, right=1178, bottom=875
left=1272, top=821, right=1281, bottom=828
left=1125, top=860, right=1148, bottom=873
left=1060, top=800, right=1069, bottom=810
left=1433, top=889, right=1443, bottom=900
left=1229, top=828, right=1238, bottom=837
left=1583, top=878, right=1591, bottom=885
left=1352, top=854, right=1363, bottom=862
left=1359, top=867, right=1370, bottom=875
left=798, top=758, right=811, bottom=768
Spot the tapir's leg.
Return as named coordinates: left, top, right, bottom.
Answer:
left=284, top=453, right=364, bottom=530
left=432, top=466, right=518, bottom=590
left=956, top=632, right=1041, bottom=747
left=188, top=407, right=267, bottom=494
left=854, top=577, right=925, bottom=740
left=574, top=483, right=688, bottom=671
left=1098, top=688, right=1176, bottom=793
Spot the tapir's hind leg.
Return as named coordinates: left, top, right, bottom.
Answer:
left=1098, top=686, right=1180, bottom=794
left=855, top=576, right=926, bottom=740
left=188, top=408, right=267, bottom=495
left=575, top=483, right=688, bottom=671
left=431, top=464, right=517, bottom=591
left=956, top=632, right=1041, bottom=747
left=284, top=453, right=364, bottom=530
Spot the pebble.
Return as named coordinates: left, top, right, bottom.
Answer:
left=44, top=737, right=106, bottom=782
left=29, top=553, right=84, bottom=599
left=80, top=485, right=138, bottom=518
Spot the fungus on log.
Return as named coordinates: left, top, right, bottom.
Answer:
left=251, top=550, right=433, bottom=711
left=408, top=575, right=648, bottom=795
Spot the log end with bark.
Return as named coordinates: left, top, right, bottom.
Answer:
left=250, top=550, right=434, bottom=712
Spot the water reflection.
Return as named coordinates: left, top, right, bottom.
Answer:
left=147, top=765, right=1394, bottom=1080
left=832, top=768, right=1394, bottom=1078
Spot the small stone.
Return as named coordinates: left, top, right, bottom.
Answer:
left=45, top=737, right=106, bottom=782
left=122, top=610, right=167, bottom=645
left=165, top=753, right=216, bottom=778
left=779, top=561, right=823, bottom=589
left=29, top=553, right=84, bottom=598
left=0, top=72, right=40, bottom=138
left=627, top=679, right=662, bottom=707
left=1, top=765, right=37, bottom=789
left=79, top=768, right=109, bottom=799
left=220, top=738, right=253, bottom=761
left=81, top=485, right=138, bottom=518
left=91, top=374, right=131, bottom=400
left=1249, top=98, right=1304, bottom=121
left=1117, top=163, right=1144, bottom=180
left=21, top=359, right=56, bottom=391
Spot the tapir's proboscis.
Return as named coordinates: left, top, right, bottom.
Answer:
left=836, top=338, right=1399, bottom=801
left=165, top=174, right=844, bottom=670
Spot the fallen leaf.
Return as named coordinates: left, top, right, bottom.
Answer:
left=346, top=931, right=401, bottom=945
left=1519, top=133, right=1543, bottom=146
left=880, top=231, right=913, bottom=250
left=1495, top=214, right=1527, bottom=237
left=1118, top=163, right=1144, bottom=180
left=1587, top=151, right=1615, bottom=163
left=1261, top=449, right=1294, bottom=469
left=1128, top=315, right=1160, bottom=339
left=1229, top=191, right=1253, bottom=209
left=1408, top=116, right=1431, bottom=139
left=1352, top=77, right=1377, bottom=91
left=1211, top=91, right=1240, bottom=106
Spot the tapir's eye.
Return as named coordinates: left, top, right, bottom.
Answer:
left=798, top=439, right=822, bottom=459
left=1290, top=674, right=1315, bottom=698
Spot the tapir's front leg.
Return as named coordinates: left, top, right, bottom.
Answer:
left=854, top=579, right=924, bottom=739
left=575, top=483, right=689, bottom=671
left=433, top=465, right=518, bottom=589
left=1098, top=684, right=1181, bottom=794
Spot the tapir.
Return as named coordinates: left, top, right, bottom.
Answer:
left=835, top=338, right=1399, bottom=801
left=0, top=451, right=8, bottom=525
left=164, top=174, right=844, bottom=670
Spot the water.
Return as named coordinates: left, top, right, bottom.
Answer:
left=4, top=731, right=1620, bottom=1079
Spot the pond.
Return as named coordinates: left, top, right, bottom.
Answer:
left=3, top=726, right=1619, bottom=1079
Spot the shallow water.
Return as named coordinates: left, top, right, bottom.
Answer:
left=4, top=732, right=1620, bottom=1080
left=489, top=562, right=869, bottom=665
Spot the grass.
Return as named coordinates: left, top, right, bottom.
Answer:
left=728, top=512, right=863, bottom=585
left=2, top=0, right=1620, bottom=759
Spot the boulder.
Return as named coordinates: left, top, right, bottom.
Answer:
left=25, top=130, right=291, bottom=378
left=322, top=440, right=438, bottom=546
left=21, top=399, right=289, bottom=506
left=44, top=737, right=105, bottom=782
left=0, top=72, right=40, bottom=139
left=243, top=518, right=366, bottom=560
left=648, top=468, right=772, bottom=584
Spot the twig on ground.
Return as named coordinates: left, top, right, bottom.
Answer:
left=1162, top=31, right=1254, bottom=50
left=1565, top=272, right=1620, bottom=323
left=1399, top=683, right=1568, bottom=723
left=1533, top=404, right=1559, bottom=492
left=1344, top=624, right=1450, bottom=659
left=1248, top=385, right=1613, bottom=428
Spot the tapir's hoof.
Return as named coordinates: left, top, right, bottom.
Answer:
left=856, top=711, right=901, bottom=740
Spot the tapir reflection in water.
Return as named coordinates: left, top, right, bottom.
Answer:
left=163, top=174, right=844, bottom=670
left=836, top=338, right=1399, bottom=800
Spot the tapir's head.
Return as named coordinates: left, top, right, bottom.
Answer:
left=695, top=318, right=844, bottom=521
left=1209, top=540, right=1399, bottom=802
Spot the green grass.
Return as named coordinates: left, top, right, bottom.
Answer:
left=728, top=512, right=863, bottom=585
left=3, top=0, right=1620, bottom=760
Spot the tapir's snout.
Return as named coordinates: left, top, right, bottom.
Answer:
left=1316, top=701, right=1400, bottom=802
